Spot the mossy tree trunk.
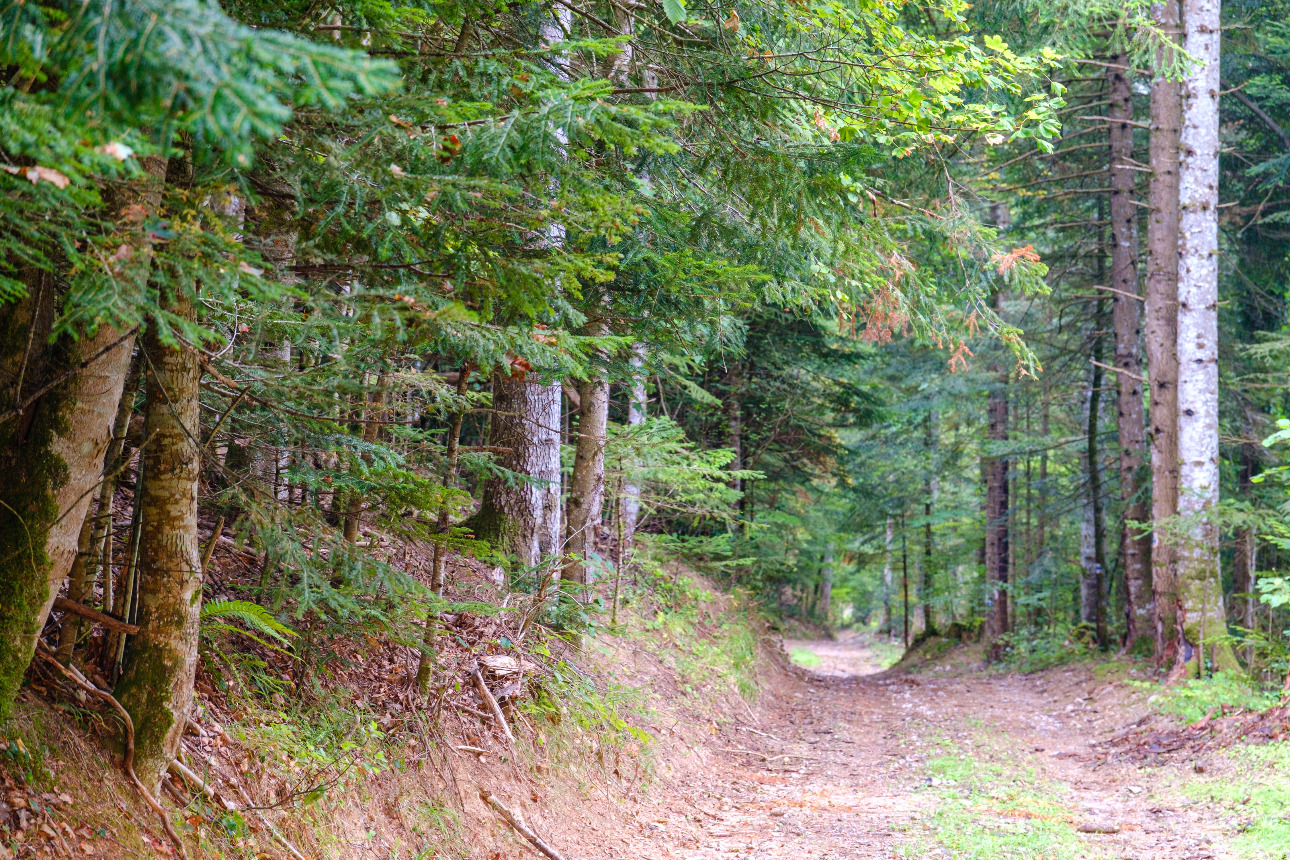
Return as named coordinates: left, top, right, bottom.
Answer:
left=114, top=289, right=203, bottom=791
left=0, top=156, right=164, bottom=719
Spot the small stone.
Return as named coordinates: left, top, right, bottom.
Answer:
left=1077, top=821, right=1122, bottom=834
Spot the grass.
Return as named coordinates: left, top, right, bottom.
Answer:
left=789, top=647, right=822, bottom=668
left=911, top=748, right=1095, bottom=860
left=1181, top=741, right=1290, bottom=859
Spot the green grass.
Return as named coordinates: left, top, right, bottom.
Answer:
left=910, top=751, right=1093, bottom=860
left=1181, top=741, right=1290, bottom=859
left=789, top=647, right=822, bottom=668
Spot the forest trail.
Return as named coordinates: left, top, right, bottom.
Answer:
left=616, top=636, right=1231, bottom=860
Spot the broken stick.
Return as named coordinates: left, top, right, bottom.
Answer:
left=472, top=665, right=515, bottom=744
left=480, top=789, right=570, bottom=860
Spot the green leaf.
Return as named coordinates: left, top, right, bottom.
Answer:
left=662, top=0, right=687, bottom=24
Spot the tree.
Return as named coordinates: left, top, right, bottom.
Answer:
left=1146, top=0, right=1183, bottom=662
left=1175, top=0, right=1236, bottom=673
left=1106, top=52, right=1152, bottom=651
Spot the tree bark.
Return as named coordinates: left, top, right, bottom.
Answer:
left=342, top=375, right=386, bottom=544
left=564, top=368, right=609, bottom=586
left=1231, top=443, right=1258, bottom=630
left=819, top=548, right=833, bottom=623
left=1146, top=0, right=1183, bottom=663
left=724, top=363, right=744, bottom=496
left=880, top=516, right=894, bottom=635
left=1176, top=0, right=1235, bottom=674
left=620, top=346, right=646, bottom=553
left=1107, top=53, right=1153, bottom=651
left=114, top=290, right=204, bottom=792
left=984, top=351, right=1010, bottom=660
left=0, top=156, right=165, bottom=718
left=472, top=370, right=561, bottom=568
left=920, top=411, right=938, bottom=636
left=1080, top=348, right=1108, bottom=647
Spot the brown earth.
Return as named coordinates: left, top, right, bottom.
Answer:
left=5, top=585, right=1241, bottom=860
left=601, top=634, right=1234, bottom=860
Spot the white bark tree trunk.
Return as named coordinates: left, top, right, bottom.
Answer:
left=1176, top=0, right=1235, bottom=672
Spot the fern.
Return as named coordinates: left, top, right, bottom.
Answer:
left=201, top=599, right=297, bottom=652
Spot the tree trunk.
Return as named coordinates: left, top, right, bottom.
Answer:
left=342, top=375, right=386, bottom=543
left=472, top=370, right=560, bottom=568
left=819, top=548, right=833, bottom=623
left=984, top=356, right=1010, bottom=660
left=415, top=366, right=471, bottom=694
left=0, top=156, right=165, bottom=719
left=1176, top=0, right=1236, bottom=674
left=880, top=516, right=894, bottom=635
left=1146, top=0, right=1183, bottom=663
left=564, top=373, right=609, bottom=586
left=114, top=291, right=203, bottom=792
left=725, top=363, right=743, bottom=496
left=1107, top=54, right=1153, bottom=651
left=1081, top=349, right=1108, bottom=646
left=1231, top=443, right=1258, bottom=630
left=620, top=346, right=646, bottom=553
left=920, top=411, right=938, bottom=636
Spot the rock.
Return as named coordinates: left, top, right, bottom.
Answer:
left=1077, top=821, right=1122, bottom=834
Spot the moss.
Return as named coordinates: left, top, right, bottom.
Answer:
left=0, top=301, right=73, bottom=722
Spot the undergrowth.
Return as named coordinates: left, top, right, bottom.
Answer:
left=1134, top=670, right=1282, bottom=723
left=997, top=625, right=1093, bottom=673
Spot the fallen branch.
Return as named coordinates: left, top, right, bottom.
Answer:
left=52, top=596, right=139, bottom=635
left=472, top=665, right=515, bottom=744
left=33, top=642, right=187, bottom=859
left=480, top=789, right=570, bottom=860
left=232, top=784, right=310, bottom=860
left=451, top=701, right=494, bottom=722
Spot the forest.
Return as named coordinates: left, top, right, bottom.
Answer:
left=1, top=0, right=1289, bottom=857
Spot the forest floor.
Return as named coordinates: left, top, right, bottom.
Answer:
left=8, top=568, right=1289, bottom=860
left=614, top=630, right=1285, bottom=860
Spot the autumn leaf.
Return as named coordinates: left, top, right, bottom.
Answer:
left=991, top=244, right=1041, bottom=274
left=723, top=9, right=740, bottom=30
left=4, top=165, right=70, bottom=189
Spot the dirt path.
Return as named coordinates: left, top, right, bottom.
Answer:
left=617, top=638, right=1232, bottom=860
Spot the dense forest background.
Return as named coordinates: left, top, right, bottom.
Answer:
left=1, top=0, right=1289, bottom=847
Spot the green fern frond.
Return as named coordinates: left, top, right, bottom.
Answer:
left=201, top=599, right=297, bottom=643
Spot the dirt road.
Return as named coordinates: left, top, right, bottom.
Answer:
left=618, top=635, right=1232, bottom=860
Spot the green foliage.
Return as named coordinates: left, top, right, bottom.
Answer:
left=997, top=626, right=1093, bottom=674
left=1136, top=671, right=1281, bottom=724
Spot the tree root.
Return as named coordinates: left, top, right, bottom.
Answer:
left=34, top=642, right=188, bottom=859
